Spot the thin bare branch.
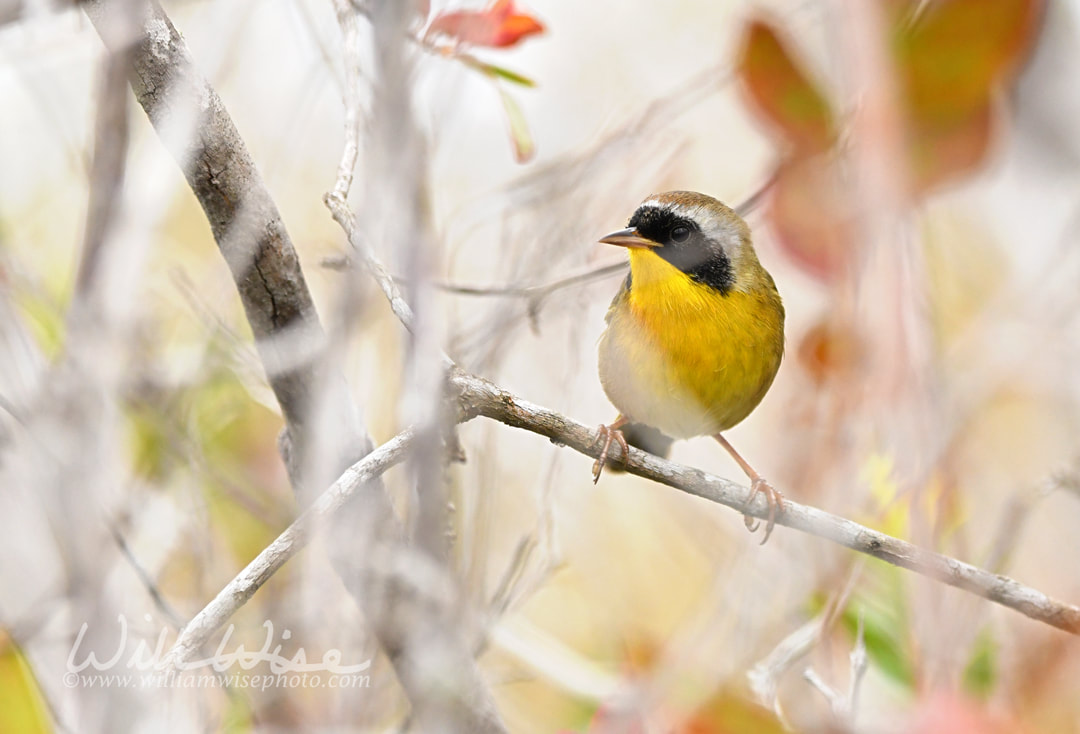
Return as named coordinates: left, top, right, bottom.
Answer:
left=83, top=0, right=350, bottom=457
left=847, top=614, right=868, bottom=718
left=802, top=611, right=867, bottom=728
left=110, top=525, right=185, bottom=630
left=75, top=40, right=130, bottom=299
left=165, top=427, right=416, bottom=667
left=319, top=174, right=775, bottom=301
left=322, top=0, right=454, bottom=368
left=83, top=2, right=506, bottom=730
left=320, top=256, right=628, bottom=297
left=449, top=369, right=1080, bottom=636
left=329, top=0, right=363, bottom=201
left=748, top=564, right=861, bottom=720
left=315, top=55, right=1080, bottom=637
left=324, top=192, right=421, bottom=335
left=803, top=668, right=846, bottom=717
left=435, top=261, right=627, bottom=299
left=159, top=368, right=1080, bottom=721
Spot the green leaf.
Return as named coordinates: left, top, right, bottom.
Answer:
left=14, top=289, right=65, bottom=360
left=496, top=87, right=536, bottom=163
left=222, top=693, right=254, bottom=734
left=126, top=405, right=172, bottom=481
left=962, top=630, right=997, bottom=699
left=459, top=54, right=537, bottom=87
left=842, top=593, right=916, bottom=691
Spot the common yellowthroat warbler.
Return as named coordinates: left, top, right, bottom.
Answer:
left=593, top=191, right=785, bottom=541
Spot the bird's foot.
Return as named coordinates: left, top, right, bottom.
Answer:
left=591, top=422, right=629, bottom=483
left=743, top=476, right=783, bottom=545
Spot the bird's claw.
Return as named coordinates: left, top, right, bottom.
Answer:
left=591, top=423, right=629, bottom=483
left=743, top=476, right=782, bottom=545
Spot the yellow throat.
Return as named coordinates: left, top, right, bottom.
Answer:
left=598, top=246, right=784, bottom=439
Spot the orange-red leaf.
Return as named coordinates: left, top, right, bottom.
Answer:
left=891, top=0, right=1042, bottom=193
left=736, top=18, right=836, bottom=153
left=907, top=103, right=995, bottom=194
left=894, top=0, right=1043, bottom=127
left=428, top=0, right=545, bottom=48
left=797, top=317, right=866, bottom=384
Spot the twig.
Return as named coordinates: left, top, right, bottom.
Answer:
left=320, top=101, right=1080, bottom=638
left=83, top=0, right=335, bottom=447
left=158, top=354, right=1080, bottom=724
left=428, top=261, right=627, bottom=297
left=319, top=174, right=775, bottom=300
left=80, top=14, right=1080, bottom=734
left=320, top=257, right=629, bottom=299
left=74, top=37, right=130, bottom=300
left=847, top=613, right=868, bottom=718
left=165, top=427, right=416, bottom=666
left=748, top=617, right=818, bottom=727
left=321, top=44, right=454, bottom=370
left=328, top=0, right=363, bottom=202
left=111, top=525, right=246, bottom=695
left=732, top=170, right=777, bottom=219
left=172, top=370, right=1080, bottom=683
left=803, top=668, right=845, bottom=718
left=311, top=6, right=1078, bottom=639
left=449, top=369, right=1080, bottom=636
left=802, top=611, right=867, bottom=727
left=984, top=483, right=1050, bottom=575
left=110, top=525, right=185, bottom=630
left=747, top=564, right=861, bottom=720
left=84, top=2, right=506, bottom=730
left=488, top=617, right=619, bottom=701
left=324, top=193, right=421, bottom=331
left=322, top=0, right=424, bottom=343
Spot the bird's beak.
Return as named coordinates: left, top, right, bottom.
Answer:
left=598, top=228, right=657, bottom=249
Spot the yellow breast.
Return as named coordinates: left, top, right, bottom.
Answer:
left=598, top=249, right=784, bottom=439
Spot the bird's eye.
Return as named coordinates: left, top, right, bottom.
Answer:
left=671, top=226, right=690, bottom=243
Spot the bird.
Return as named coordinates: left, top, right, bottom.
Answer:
left=593, top=191, right=785, bottom=542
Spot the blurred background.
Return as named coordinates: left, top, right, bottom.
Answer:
left=2, top=0, right=1080, bottom=731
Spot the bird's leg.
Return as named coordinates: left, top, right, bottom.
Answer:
left=713, top=433, right=782, bottom=544
left=592, top=415, right=630, bottom=484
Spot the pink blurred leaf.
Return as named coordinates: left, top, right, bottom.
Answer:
left=766, top=155, right=857, bottom=281
left=797, top=317, right=865, bottom=384
left=907, top=692, right=1024, bottom=734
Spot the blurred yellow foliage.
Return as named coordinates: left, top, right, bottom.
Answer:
left=0, top=630, right=52, bottom=734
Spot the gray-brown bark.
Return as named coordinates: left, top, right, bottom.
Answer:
left=82, top=2, right=507, bottom=731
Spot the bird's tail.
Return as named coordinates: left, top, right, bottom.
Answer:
left=607, top=423, right=674, bottom=472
